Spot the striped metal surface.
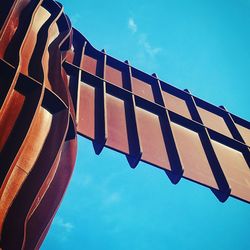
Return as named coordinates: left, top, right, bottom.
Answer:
left=0, top=1, right=77, bottom=249
left=0, top=0, right=249, bottom=249
left=65, top=30, right=250, bottom=204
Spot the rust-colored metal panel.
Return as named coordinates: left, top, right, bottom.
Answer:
left=171, top=122, right=219, bottom=189
left=162, top=91, right=192, bottom=120
left=136, top=105, right=171, bottom=170
left=132, top=76, right=155, bottom=102
left=0, top=1, right=77, bottom=249
left=211, top=140, right=250, bottom=202
left=235, top=122, right=250, bottom=147
left=197, top=106, right=233, bottom=138
left=74, top=29, right=249, bottom=204
left=106, top=93, right=130, bottom=154
left=0, top=90, right=25, bottom=151
left=0, top=0, right=249, bottom=249
left=106, top=64, right=123, bottom=87
left=75, top=33, right=250, bottom=202
left=77, top=82, right=96, bottom=139
left=82, top=54, right=98, bottom=76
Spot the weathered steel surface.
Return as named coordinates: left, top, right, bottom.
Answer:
left=0, top=1, right=77, bottom=249
left=68, top=31, right=250, bottom=204
left=0, top=0, right=249, bottom=248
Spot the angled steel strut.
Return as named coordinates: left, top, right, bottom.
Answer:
left=0, top=0, right=249, bottom=249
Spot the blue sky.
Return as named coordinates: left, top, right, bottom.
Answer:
left=42, top=1, right=250, bottom=249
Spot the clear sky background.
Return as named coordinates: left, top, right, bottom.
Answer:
left=42, top=0, right=250, bottom=249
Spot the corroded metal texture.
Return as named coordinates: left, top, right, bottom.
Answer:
left=67, top=30, right=250, bottom=204
left=0, top=1, right=77, bottom=249
left=0, top=0, right=249, bottom=249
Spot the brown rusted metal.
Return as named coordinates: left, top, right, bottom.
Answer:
left=72, top=30, right=250, bottom=203
left=0, top=0, right=249, bottom=249
left=0, top=1, right=77, bottom=249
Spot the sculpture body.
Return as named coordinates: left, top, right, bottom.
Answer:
left=0, top=0, right=249, bottom=249
left=0, top=1, right=77, bottom=248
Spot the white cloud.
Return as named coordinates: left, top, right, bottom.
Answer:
left=128, top=17, right=137, bottom=33
left=127, top=17, right=162, bottom=60
left=138, top=34, right=162, bottom=57
left=54, top=217, right=74, bottom=233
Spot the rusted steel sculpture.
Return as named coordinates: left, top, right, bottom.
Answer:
left=0, top=0, right=249, bottom=249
